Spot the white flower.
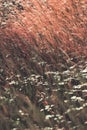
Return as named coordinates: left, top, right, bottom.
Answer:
left=9, top=81, right=16, bottom=85
left=45, top=115, right=54, bottom=120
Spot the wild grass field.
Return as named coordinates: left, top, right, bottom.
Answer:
left=0, top=0, right=87, bottom=130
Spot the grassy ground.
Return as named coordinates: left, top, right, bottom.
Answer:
left=0, top=42, right=87, bottom=130
left=0, top=0, right=87, bottom=130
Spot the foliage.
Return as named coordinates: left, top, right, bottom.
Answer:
left=0, top=0, right=87, bottom=130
